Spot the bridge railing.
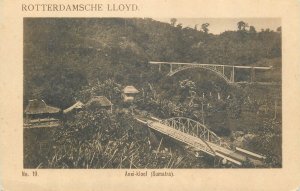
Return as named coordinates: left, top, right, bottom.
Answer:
left=148, top=120, right=216, bottom=155
left=161, top=117, right=231, bottom=149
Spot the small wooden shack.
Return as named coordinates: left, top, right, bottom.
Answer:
left=122, top=86, right=139, bottom=102
left=85, top=96, right=113, bottom=112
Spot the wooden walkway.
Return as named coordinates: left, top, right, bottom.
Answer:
left=24, top=118, right=61, bottom=129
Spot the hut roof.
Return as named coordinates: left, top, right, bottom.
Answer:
left=85, top=96, right=112, bottom=107
left=123, top=86, right=139, bottom=94
left=25, top=99, right=60, bottom=115
left=63, top=101, right=84, bottom=114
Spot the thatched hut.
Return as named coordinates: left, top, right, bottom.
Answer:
left=63, top=101, right=84, bottom=114
left=85, top=96, right=113, bottom=112
left=25, top=99, right=61, bottom=121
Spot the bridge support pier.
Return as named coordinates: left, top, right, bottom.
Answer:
left=170, top=64, right=173, bottom=73
left=159, top=64, right=161, bottom=72
left=251, top=67, right=255, bottom=83
left=231, top=66, right=235, bottom=83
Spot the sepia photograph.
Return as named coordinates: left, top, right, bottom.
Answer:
left=23, top=17, right=282, bottom=169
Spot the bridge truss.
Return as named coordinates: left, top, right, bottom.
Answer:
left=161, top=117, right=230, bottom=151
left=168, top=64, right=232, bottom=83
left=149, top=61, right=272, bottom=84
left=135, top=116, right=266, bottom=166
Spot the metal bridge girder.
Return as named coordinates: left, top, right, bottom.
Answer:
left=162, top=117, right=222, bottom=146
left=167, top=65, right=232, bottom=84
left=150, top=61, right=272, bottom=85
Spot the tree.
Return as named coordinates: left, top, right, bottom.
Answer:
left=276, top=26, right=281, bottom=33
left=176, top=23, right=183, bottom=29
left=201, top=23, right=210, bottom=34
left=170, top=18, right=177, bottom=26
left=194, top=24, right=198, bottom=30
left=179, top=79, right=196, bottom=99
left=237, top=21, right=248, bottom=31
left=249, top=26, right=256, bottom=33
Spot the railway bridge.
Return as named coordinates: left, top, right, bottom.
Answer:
left=149, top=61, right=273, bottom=84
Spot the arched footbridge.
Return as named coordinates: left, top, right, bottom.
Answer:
left=136, top=116, right=266, bottom=166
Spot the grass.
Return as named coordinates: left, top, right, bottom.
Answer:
left=24, top=110, right=216, bottom=169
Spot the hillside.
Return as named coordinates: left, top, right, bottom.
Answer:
left=24, top=18, right=281, bottom=108
left=23, top=18, right=282, bottom=168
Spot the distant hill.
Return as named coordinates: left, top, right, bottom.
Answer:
left=24, top=18, right=281, bottom=108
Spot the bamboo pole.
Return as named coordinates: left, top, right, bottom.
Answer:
left=156, top=137, right=163, bottom=158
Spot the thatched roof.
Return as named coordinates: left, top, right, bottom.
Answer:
left=25, top=99, right=60, bottom=115
left=85, top=96, right=112, bottom=107
left=63, top=101, right=84, bottom=114
left=123, top=86, right=139, bottom=94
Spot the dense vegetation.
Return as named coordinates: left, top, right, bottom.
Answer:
left=24, top=109, right=218, bottom=168
left=24, top=18, right=282, bottom=168
left=24, top=18, right=281, bottom=108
